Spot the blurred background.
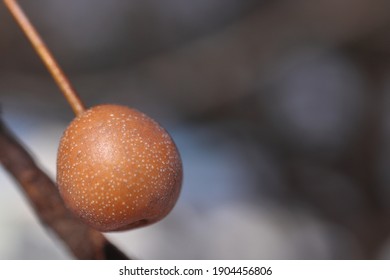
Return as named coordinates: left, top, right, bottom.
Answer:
left=1, top=0, right=390, bottom=259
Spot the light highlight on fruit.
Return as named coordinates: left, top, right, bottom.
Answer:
left=57, top=104, right=182, bottom=232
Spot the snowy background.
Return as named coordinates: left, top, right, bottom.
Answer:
left=2, top=0, right=390, bottom=259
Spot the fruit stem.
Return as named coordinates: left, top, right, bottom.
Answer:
left=3, top=0, right=86, bottom=116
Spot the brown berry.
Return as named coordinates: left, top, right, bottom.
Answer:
left=56, top=104, right=182, bottom=232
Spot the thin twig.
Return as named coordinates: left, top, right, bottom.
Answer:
left=3, top=0, right=86, bottom=116
left=0, top=118, right=129, bottom=259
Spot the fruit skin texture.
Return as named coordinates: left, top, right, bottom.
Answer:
left=57, top=104, right=182, bottom=232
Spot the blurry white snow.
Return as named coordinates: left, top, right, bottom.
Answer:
left=0, top=111, right=357, bottom=259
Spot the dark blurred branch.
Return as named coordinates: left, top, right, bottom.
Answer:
left=0, top=118, right=129, bottom=260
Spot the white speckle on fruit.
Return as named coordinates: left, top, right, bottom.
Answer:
left=57, top=104, right=182, bottom=232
